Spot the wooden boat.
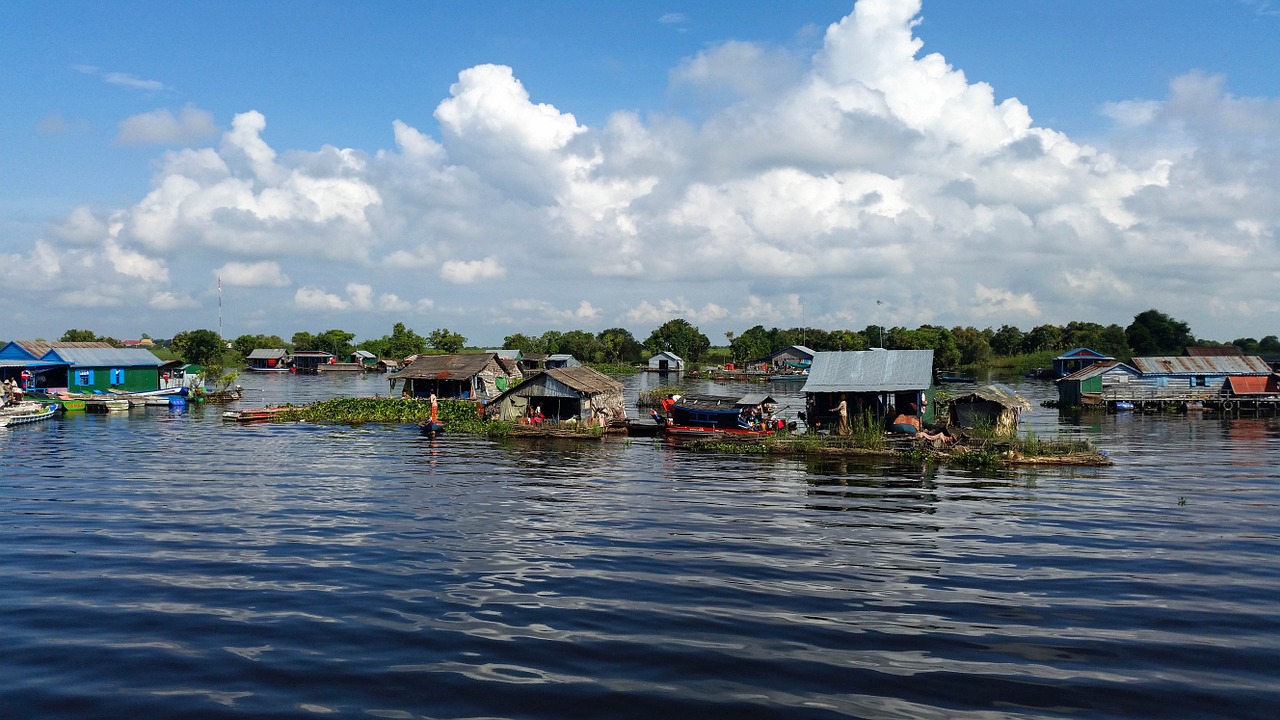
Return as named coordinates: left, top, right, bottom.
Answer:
left=222, top=406, right=291, bottom=423
left=0, top=402, right=58, bottom=428
left=418, top=420, right=446, bottom=437
left=665, top=392, right=780, bottom=439
left=28, top=392, right=86, bottom=412
left=82, top=397, right=131, bottom=413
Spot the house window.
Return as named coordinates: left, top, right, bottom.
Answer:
left=1195, top=376, right=1207, bottom=387
left=76, top=370, right=94, bottom=386
left=110, top=369, right=125, bottom=385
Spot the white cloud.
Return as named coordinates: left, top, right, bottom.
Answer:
left=104, top=240, right=168, bottom=282
left=116, top=105, right=218, bottom=146
left=294, top=286, right=349, bottom=310
left=440, top=256, right=505, bottom=284
left=75, top=64, right=167, bottom=91
left=150, top=291, right=199, bottom=309
left=216, top=261, right=291, bottom=287
left=972, top=284, right=1041, bottom=318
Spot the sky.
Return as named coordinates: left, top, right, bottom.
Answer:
left=2, top=0, right=1278, bottom=347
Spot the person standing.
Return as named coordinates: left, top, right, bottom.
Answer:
left=836, top=394, right=849, bottom=434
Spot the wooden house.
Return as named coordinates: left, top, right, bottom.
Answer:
left=350, top=350, right=377, bottom=367
left=387, top=352, right=522, bottom=401
left=484, top=366, right=625, bottom=427
left=1130, top=355, right=1271, bottom=392
left=1056, top=361, right=1142, bottom=406
left=763, top=345, right=815, bottom=371
left=947, top=384, right=1031, bottom=434
left=246, top=348, right=290, bottom=371
left=290, top=350, right=335, bottom=372
left=546, top=354, right=581, bottom=368
left=1052, top=348, right=1115, bottom=378
left=799, top=349, right=934, bottom=431
left=647, top=351, right=684, bottom=372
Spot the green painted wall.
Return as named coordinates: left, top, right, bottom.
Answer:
left=69, top=366, right=159, bottom=393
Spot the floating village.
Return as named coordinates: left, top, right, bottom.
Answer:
left=3, top=338, right=1280, bottom=468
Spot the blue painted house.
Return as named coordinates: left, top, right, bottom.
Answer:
left=0, top=341, right=164, bottom=392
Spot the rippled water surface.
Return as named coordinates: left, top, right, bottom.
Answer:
left=2, top=373, right=1278, bottom=719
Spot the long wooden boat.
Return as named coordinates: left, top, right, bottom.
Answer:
left=223, top=406, right=291, bottom=423
left=0, top=402, right=58, bottom=428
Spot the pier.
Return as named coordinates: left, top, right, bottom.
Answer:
left=1096, top=387, right=1280, bottom=415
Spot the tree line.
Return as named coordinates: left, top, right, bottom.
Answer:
left=52, top=309, right=1279, bottom=369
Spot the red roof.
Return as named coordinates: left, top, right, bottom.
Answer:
left=1225, top=375, right=1280, bottom=395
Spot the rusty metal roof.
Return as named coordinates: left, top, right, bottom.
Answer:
left=389, top=353, right=503, bottom=380
left=1131, top=355, right=1271, bottom=375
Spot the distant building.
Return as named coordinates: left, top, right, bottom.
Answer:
left=647, top=351, right=684, bottom=372
left=1052, top=348, right=1114, bottom=378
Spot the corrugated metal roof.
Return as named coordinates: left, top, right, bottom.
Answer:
left=390, top=353, right=501, bottom=380
left=247, top=348, right=288, bottom=359
left=672, top=393, right=773, bottom=412
left=16, top=340, right=114, bottom=357
left=49, top=347, right=164, bottom=367
left=1186, top=346, right=1244, bottom=357
left=1225, top=376, right=1279, bottom=394
left=800, top=350, right=934, bottom=393
left=1131, top=355, right=1271, bottom=375
left=1059, top=360, right=1140, bottom=381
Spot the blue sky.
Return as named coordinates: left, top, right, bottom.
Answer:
left=2, top=0, right=1278, bottom=346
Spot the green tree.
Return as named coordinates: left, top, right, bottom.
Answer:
left=729, top=325, right=773, bottom=364
left=170, top=329, right=226, bottom=365
left=828, top=329, right=868, bottom=351
left=1259, top=335, right=1280, bottom=354
left=232, top=334, right=288, bottom=359
left=951, top=326, right=993, bottom=366
left=1126, top=309, right=1194, bottom=355
left=60, top=329, right=99, bottom=342
left=537, top=330, right=564, bottom=355
left=644, top=318, right=710, bottom=362
left=291, top=331, right=316, bottom=351
left=503, top=333, right=540, bottom=355
left=989, top=324, right=1025, bottom=356
left=557, top=330, right=600, bottom=362
left=427, top=328, right=467, bottom=354
left=384, top=322, right=427, bottom=358
left=1022, top=324, right=1063, bottom=354
left=596, top=327, right=643, bottom=363
left=313, top=329, right=356, bottom=358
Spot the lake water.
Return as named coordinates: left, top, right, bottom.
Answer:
left=2, top=371, right=1277, bottom=719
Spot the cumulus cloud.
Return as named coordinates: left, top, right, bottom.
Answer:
left=440, top=256, right=505, bottom=284
left=295, top=286, right=349, bottom=310
left=150, top=291, right=200, bottom=309
left=10, top=0, right=1279, bottom=340
left=116, top=105, right=218, bottom=146
left=216, top=261, right=291, bottom=287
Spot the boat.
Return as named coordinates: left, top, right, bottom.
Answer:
left=82, top=397, right=131, bottom=413
left=0, top=402, right=58, bottom=428
left=768, top=373, right=808, bottom=383
left=665, top=392, right=780, bottom=439
left=27, top=391, right=86, bottom=413
left=418, top=419, right=446, bottom=437
left=222, top=406, right=291, bottom=423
